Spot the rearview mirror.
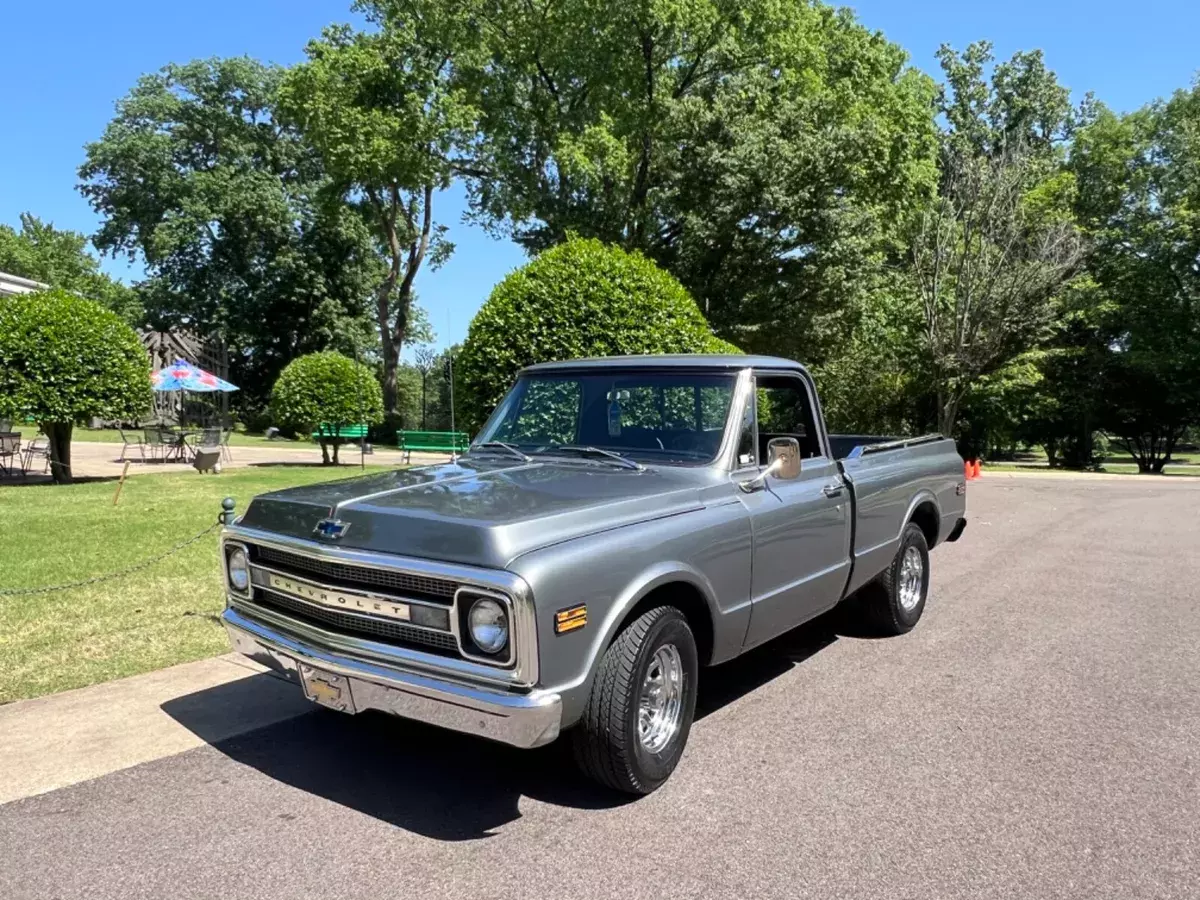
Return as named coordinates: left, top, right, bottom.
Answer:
left=766, top=437, right=801, bottom=480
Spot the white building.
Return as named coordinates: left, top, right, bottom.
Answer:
left=0, top=271, right=48, bottom=297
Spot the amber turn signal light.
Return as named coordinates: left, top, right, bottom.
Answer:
left=554, top=604, right=587, bottom=634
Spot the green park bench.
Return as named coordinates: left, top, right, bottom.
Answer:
left=311, top=423, right=369, bottom=442
left=397, top=430, right=470, bottom=462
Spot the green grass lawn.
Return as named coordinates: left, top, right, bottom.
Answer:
left=1003, top=445, right=1198, bottom=467
left=986, top=444, right=1199, bottom=475
left=987, top=460, right=1200, bottom=476
left=1, top=464, right=390, bottom=704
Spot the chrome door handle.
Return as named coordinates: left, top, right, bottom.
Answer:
left=822, top=481, right=844, bottom=498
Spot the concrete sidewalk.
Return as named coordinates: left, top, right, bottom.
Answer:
left=0, top=654, right=314, bottom=805
left=4, top=441, right=450, bottom=483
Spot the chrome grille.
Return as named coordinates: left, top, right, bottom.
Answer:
left=252, top=590, right=460, bottom=655
left=253, top=545, right=457, bottom=603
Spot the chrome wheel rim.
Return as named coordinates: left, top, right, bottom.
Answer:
left=638, top=643, right=684, bottom=754
left=899, top=545, right=924, bottom=611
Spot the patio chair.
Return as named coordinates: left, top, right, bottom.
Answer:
left=192, top=427, right=222, bottom=457
left=219, top=428, right=234, bottom=463
left=143, top=427, right=168, bottom=463
left=21, top=435, right=50, bottom=476
left=0, top=433, right=21, bottom=477
left=118, top=428, right=147, bottom=463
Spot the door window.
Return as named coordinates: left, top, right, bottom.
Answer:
left=754, top=374, right=823, bottom=462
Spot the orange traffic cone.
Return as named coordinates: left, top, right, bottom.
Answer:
left=964, top=460, right=974, bottom=481
left=973, top=459, right=982, bottom=479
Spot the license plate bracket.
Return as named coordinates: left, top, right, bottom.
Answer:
left=298, top=664, right=357, bottom=714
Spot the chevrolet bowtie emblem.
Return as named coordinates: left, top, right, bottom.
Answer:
left=313, top=517, right=351, bottom=539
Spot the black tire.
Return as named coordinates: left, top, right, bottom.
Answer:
left=862, top=522, right=931, bottom=635
left=571, top=606, right=699, bottom=795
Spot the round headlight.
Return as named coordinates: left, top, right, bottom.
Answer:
left=227, top=547, right=250, bottom=592
left=467, top=598, right=509, bottom=655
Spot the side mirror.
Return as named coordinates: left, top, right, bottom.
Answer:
left=766, top=437, right=802, bottom=480
left=739, top=437, right=801, bottom=493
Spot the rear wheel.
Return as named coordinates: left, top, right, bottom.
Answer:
left=861, top=522, right=930, bottom=635
left=571, top=606, right=698, bottom=794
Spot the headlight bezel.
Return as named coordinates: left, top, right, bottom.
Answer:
left=455, top=587, right=514, bottom=666
left=223, top=541, right=252, bottom=597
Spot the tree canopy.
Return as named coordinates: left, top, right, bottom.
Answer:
left=78, top=57, right=382, bottom=406
left=64, top=4, right=1200, bottom=471
left=279, top=11, right=477, bottom=412
left=0, top=213, right=141, bottom=324
left=365, top=0, right=940, bottom=363
left=0, top=289, right=151, bottom=482
left=1066, top=85, right=1200, bottom=471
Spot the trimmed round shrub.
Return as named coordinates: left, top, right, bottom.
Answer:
left=0, top=288, right=151, bottom=482
left=457, top=237, right=736, bottom=430
left=270, top=351, right=383, bottom=464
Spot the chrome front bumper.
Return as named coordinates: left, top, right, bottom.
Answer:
left=223, top=607, right=563, bottom=749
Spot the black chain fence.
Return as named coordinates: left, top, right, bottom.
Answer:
left=0, top=518, right=223, bottom=598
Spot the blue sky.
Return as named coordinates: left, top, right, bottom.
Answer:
left=2, top=1, right=1198, bottom=351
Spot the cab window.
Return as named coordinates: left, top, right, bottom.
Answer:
left=754, top=374, right=822, bottom=462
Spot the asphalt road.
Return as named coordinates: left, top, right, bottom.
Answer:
left=3, top=476, right=1199, bottom=899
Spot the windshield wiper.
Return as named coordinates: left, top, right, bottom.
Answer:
left=546, top=445, right=643, bottom=471
left=470, top=440, right=531, bottom=462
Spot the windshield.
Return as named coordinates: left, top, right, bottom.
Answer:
left=473, top=370, right=738, bottom=465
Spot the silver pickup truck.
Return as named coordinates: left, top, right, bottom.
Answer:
left=220, top=355, right=967, bottom=793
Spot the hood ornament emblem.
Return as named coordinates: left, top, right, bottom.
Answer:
left=313, top=517, right=351, bottom=540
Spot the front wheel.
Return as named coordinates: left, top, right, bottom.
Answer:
left=571, top=606, right=698, bottom=794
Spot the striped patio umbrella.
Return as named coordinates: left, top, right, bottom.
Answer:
left=151, top=359, right=238, bottom=393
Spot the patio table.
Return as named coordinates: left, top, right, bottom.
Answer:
left=168, top=429, right=199, bottom=461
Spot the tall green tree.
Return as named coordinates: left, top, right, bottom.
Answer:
left=378, top=0, right=939, bottom=362
left=937, top=42, right=1073, bottom=158
left=0, top=213, right=141, bottom=324
left=78, top=58, right=381, bottom=406
left=279, top=8, right=478, bottom=413
left=1070, top=89, right=1200, bottom=471
left=907, top=43, right=1083, bottom=437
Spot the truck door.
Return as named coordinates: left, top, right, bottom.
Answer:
left=736, top=370, right=852, bottom=650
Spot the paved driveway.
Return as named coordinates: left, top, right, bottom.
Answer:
left=2, top=476, right=1198, bottom=899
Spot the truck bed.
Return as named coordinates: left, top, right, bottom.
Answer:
left=828, top=433, right=948, bottom=461
left=832, top=433, right=966, bottom=597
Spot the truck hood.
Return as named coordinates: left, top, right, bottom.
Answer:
left=237, top=457, right=709, bottom=568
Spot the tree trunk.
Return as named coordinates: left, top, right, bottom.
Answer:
left=1044, top=438, right=1060, bottom=468
left=381, top=336, right=401, bottom=414
left=421, top=373, right=428, bottom=431
left=332, top=439, right=341, bottom=465
left=43, top=422, right=73, bottom=484
left=370, top=182, right=431, bottom=415
left=937, top=390, right=962, bottom=440
left=319, top=440, right=331, bottom=466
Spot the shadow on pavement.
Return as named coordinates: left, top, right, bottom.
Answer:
left=162, top=611, right=853, bottom=841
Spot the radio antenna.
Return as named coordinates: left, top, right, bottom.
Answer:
left=447, top=309, right=458, bottom=464
left=448, top=347, right=458, bottom=463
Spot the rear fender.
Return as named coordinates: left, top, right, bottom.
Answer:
left=902, top=490, right=942, bottom=544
